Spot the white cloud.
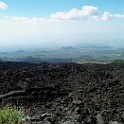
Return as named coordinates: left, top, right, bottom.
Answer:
left=101, top=11, right=113, bottom=21
left=101, top=12, right=124, bottom=21
left=0, top=16, right=46, bottom=24
left=0, top=2, right=8, bottom=9
left=50, top=6, right=124, bottom=22
left=50, top=6, right=100, bottom=22
left=82, top=6, right=99, bottom=15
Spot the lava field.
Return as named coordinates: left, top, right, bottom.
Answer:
left=0, top=62, right=124, bottom=124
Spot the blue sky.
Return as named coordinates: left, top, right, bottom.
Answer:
left=0, top=0, right=124, bottom=48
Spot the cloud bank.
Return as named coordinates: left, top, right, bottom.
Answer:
left=0, top=2, right=8, bottom=9
left=50, top=6, right=124, bottom=22
left=0, top=5, right=124, bottom=24
left=50, top=6, right=100, bottom=22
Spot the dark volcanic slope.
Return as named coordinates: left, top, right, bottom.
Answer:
left=0, top=62, right=124, bottom=123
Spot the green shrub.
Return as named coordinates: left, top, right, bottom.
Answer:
left=0, top=105, right=23, bottom=124
left=112, top=59, right=124, bottom=63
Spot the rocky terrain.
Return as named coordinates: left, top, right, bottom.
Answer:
left=0, top=62, right=124, bottom=124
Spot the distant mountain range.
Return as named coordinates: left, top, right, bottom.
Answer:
left=0, top=46, right=124, bottom=63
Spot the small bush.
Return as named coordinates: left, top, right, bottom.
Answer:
left=112, top=59, right=124, bottom=63
left=0, top=105, right=23, bottom=124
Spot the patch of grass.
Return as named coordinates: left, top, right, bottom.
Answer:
left=0, top=104, right=23, bottom=124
